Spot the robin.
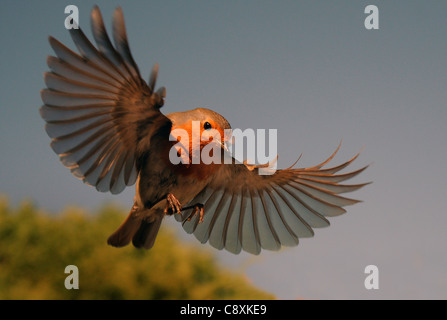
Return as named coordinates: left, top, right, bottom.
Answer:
left=40, top=6, right=369, bottom=255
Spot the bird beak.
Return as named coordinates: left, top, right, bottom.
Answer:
left=221, top=130, right=233, bottom=153
left=219, top=140, right=230, bottom=153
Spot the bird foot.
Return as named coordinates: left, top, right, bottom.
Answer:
left=186, top=203, right=204, bottom=224
left=164, top=193, right=182, bottom=215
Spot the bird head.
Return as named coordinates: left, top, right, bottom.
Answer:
left=167, top=108, right=232, bottom=162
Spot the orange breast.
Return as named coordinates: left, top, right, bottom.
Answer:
left=161, top=134, right=223, bottom=181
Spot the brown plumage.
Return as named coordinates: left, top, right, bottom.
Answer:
left=39, top=6, right=370, bottom=255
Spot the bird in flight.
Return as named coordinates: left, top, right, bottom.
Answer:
left=40, top=6, right=369, bottom=255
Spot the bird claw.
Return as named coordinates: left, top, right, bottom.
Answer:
left=187, top=203, right=204, bottom=224
left=164, top=196, right=204, bottom=223
left=164, top=193, right=182, bottom=215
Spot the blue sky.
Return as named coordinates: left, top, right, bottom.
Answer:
left=1, top=0, right=446, bottom=299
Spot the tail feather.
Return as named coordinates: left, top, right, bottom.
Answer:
left=107, top=205, right=142, bottom=247
left=132, top=210, right=164, bottom=249
left=107, top=202, right=164, bottom=249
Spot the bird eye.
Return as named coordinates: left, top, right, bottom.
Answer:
left=204, top=121, right=212, bottom=130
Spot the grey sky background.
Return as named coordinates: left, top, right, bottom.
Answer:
left=1, top=0, right=446, bottom=299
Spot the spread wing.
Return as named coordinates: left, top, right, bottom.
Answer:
left=175, top=145, right=370, bottom=255
left=39, top=6, right=171, bottom=194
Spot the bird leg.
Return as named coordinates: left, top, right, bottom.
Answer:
left=164, top=193, right=182, bottom=215
left=182, top=203, right=204, bottom=224
left=164, top=194, right=204, bottom=223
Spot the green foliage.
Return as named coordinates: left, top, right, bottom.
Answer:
left=0, top=196, right=274, bottom=300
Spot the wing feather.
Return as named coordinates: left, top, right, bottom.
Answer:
left=180, top=147, right=369, bottom=254
left=265, top=188, right=299, bottom=245
left=40, top=6, right=171, bottom=194
left=256, top=189, right=281, bottom=251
